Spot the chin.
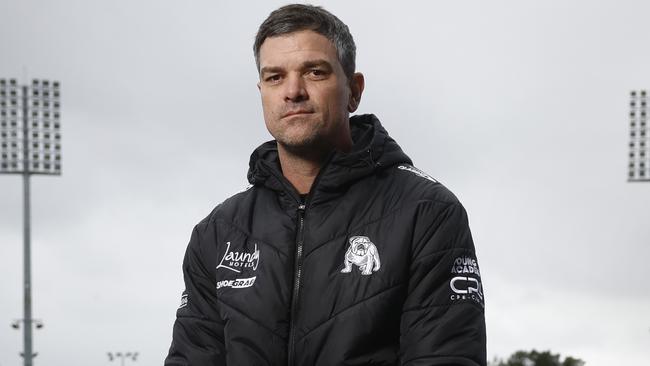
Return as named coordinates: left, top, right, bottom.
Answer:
left=278, top=132, right=329, bottom=154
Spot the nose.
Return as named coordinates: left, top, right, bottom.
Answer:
left=284, top=73, right=308, bottom=103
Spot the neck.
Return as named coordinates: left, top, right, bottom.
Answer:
left=277, top=144, right=327, bottom=195
left=277, top=119, right=354, bottom=195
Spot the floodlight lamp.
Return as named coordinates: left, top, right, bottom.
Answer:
left=35, top=321, right=43, bottom=329
left=42, top=80, right=49, bottom=86
left=9, top=79, right=16, bottom=85
left=11, top=321, right=20, bottom=329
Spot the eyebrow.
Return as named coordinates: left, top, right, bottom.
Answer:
left=302, top=59, right=333, bottom=71
left=259, top=66, right=284, bottom=76
left=259, top=59, right=334, bottom=76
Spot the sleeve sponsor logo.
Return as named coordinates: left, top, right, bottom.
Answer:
left=449, top=256, right=484, bottom=307
left=178, top=293, right=188, bottom=309
left=397, top=165, right=438, bottom=183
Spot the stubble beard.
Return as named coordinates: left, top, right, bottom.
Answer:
left=275, top=121, right=331, bottom=158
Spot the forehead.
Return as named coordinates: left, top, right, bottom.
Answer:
left=258, top=30, right=338, bottom=68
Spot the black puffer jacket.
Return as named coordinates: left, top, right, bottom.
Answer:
left=165, top=114, right=486, bottom=366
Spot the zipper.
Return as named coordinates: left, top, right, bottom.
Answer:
left=288, top=202, right=306, bottom=366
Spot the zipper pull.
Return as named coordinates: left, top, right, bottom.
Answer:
left=297, top=203, right=306, bottom=211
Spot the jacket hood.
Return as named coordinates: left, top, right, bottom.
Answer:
left=247, top=114, right=412, bottom=199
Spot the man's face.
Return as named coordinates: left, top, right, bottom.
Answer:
left=257, top=30, right=353, bottom=153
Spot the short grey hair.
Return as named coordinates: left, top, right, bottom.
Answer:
left=253, top=4, right=357, bottom=80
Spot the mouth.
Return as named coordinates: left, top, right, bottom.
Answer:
left=283, top=110, right=314, bottom=118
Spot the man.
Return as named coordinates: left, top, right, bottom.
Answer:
left=165, top=4, right=486, bottom=366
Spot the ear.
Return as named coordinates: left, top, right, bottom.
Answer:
left=257, top=81, right=261, bottom=91
left=347, top=72, right=365, bottom=113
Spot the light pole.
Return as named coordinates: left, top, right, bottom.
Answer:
left=628, top=90, right=649, bottom=182
left=108, top=352, right=139, bottom=366
left=1, top=77, right=62, bottom=366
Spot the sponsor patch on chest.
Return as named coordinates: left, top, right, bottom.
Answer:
left=216, top=241, right=259, bottom=289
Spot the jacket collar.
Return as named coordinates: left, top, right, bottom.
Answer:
left=247, top=114, right=412, bottom=204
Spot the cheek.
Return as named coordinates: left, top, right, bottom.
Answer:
left=260, top=89, right=281, bottom=114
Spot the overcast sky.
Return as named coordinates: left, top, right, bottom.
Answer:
left=1, top=1, right=649, bottom=365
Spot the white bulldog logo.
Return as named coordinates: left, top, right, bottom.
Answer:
left=341, top=236, right=381, bottom=275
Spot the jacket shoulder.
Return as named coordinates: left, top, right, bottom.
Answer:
left=388, top=163, right=460, bottom=205
left=197, top=184, right=256, bottom=228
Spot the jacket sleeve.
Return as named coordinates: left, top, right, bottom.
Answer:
left=400, top=201, right=486, bottom=366
left=165, top=223, right=227, bottom=366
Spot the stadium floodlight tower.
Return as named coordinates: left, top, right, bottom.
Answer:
left=629, top=90, right=649, bottom=182
left=0, top=77, right=62, bottom=366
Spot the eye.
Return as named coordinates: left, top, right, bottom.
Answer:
left=265, top=74, right=282, bottom=83
left=307, top=69, right=328, bottom=79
